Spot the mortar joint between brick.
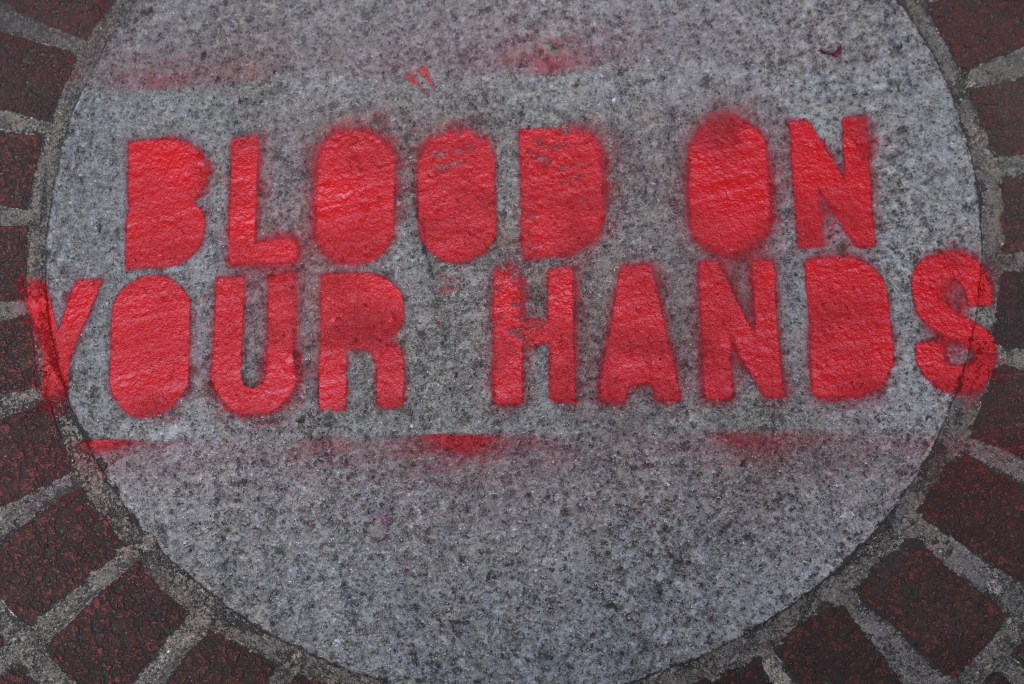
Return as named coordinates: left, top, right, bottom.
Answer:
left=838, top=592, right=953, bottom=683
left=132, top=610, right=214, bottom=684
left=910, top=519, right=1024, bottom=619
left=18, top=543, right=144, bottom=645
left=0, top=4, right=86, bottom=54
left=0, top=112, right=51, bottom=137
left=760, top=652, right=795, bottom=684
left=967, top=46, right=1024, bottom=90
left=0, top=389, right=41, bottom=421
left=0, top=473, right=75, bottom=540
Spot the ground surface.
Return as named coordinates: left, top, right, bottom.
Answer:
left=2, top=1, right=1024, bottom=683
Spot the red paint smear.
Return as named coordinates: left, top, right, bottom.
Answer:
left=405, top=66, right=434, bottom=96
left=93, top=26, right=631, bottom=90
left=417, top=434, right=502, bottom=458
left=92, top=435, right=560, bottom=473
left=93, top=49, right=292, bottom=90
left=83, top=439, right=141, bottom=455
left=500, top=31, right=621, bottom=75
left=88, top=432, right=934, bottom=476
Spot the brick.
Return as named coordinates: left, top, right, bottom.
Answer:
left=858, top=540, right=1005, bottom=676
left=0, top=227, right=27, bottom=300
left=971, top=80, right=1024, bottom=157
left=0, top=671, right=35, bottom=684
left=986, top=674, right=1011, bottom=684
left=1012, top=639, right=1024, bottom=665
left=0, top=404, right=70, bottom=506
left=930, top=0, right=1024, bottom=70
left=0, top=132, right=40, bottom=209
left=168, top=633, right=275, bottom=684
left=51, top=562, right=186, bottom=684
left=777, top=604, right=899, bottom=684
left=0, top=488, right=120, bottom=621
left=698, top=659, right=770, bottom=684
left=971, top=367, right=1024, bottom=457
left=4, top=0, right=115, bottom=39
left=291, top=678, right=322, bottom=684
left=0, top=33, right=74, bottom=121
left=1001, top=178, right=1024, bottom=252
left=0, top=316, right=35, bottom=392
left=995, top=273, right=1024, bottom=349
left=921, top=454, right=1024, bottom=582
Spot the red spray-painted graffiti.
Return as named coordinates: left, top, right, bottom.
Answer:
left=27, top=112, right=996, bottom=417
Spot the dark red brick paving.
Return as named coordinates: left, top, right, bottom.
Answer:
left=0, top=488, right=120, bottom=622
left=50, top=561, right=187, bottom=684
left=971, top=79, right=1024, bottom=157
left=971, top=367, right=1024, bottom=458
left=1001, top=178, right=1024, bottom=252
left=168, top=633, right=275, bottom=684
left=986, top=674, right=1011, bottom=684
left=0, top=33, right=75, bottom=121
left=930, top=0, right=1024, bottom=70
left=4, top=0, right=116, bottom=40
left=0, top=671, right=35, bottom=684
left=858, top=540, right=1005, bottom=676
left=777, top=604, right=899, bottom=684
left=0, top=316, right=35, bottom=392
left=0, top=404, right=70, bottom=507
left=0, top=132, right=40, bottom=209
left=0, top=227, right=26, bottom=301
left=995, top=273, right=1024, bottom=349
left=921, top=454, right=1024, bottom=582
left=698, top=659, right=770, bottom=684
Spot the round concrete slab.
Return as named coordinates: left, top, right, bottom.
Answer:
left=38, top=0, right=985, bottom=682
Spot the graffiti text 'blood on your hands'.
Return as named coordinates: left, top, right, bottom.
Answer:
left=28, top=112, right=996, bottom=418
